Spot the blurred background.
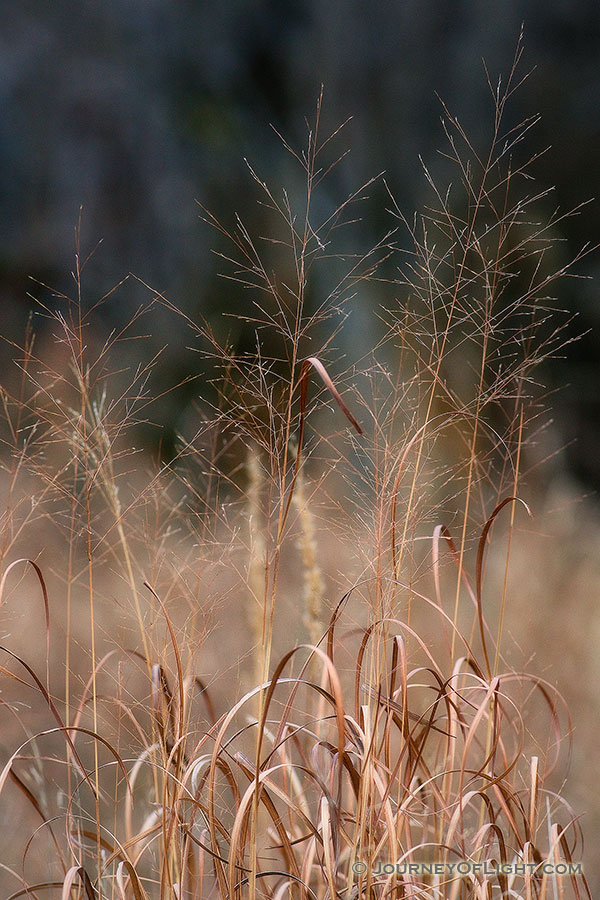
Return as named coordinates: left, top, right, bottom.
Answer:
left=1, top=1, right=600, bottom=890
left=1, top=0, right=599, bottom=486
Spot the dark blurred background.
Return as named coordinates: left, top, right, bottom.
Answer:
left=1, top=0, right=599, bottom=487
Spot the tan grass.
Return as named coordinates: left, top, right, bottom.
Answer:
left=0, top=35, right=595, bottom=900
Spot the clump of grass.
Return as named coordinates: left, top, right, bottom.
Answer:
left=0, top=37, right=594, bottom=900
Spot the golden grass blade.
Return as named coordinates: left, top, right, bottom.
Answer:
left=476, top=497, right=531, bottom=677
left=300, top=357, right=363, bottom=436
left=61, top=866, right=97, bottom=900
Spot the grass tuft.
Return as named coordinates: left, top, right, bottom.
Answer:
left=0, top=37, right=593, bottom=900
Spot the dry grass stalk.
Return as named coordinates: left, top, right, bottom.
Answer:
left=293, top=464, right=324, bottom=649
left=246, top=442, right=268, bottom=690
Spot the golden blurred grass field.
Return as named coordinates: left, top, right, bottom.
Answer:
left=0, top=62, right=598, bottom=898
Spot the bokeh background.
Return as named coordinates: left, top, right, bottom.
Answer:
left=2, top=0, right=600, bottom=485
left=1, top=0, right=600, bottom=889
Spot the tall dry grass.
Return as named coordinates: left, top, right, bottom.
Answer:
left=0, top=38, right=595, bottom=899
